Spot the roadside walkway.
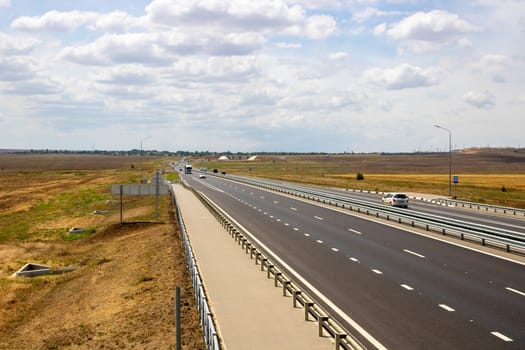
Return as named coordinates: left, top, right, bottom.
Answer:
left=172, top=183, right=333, bottom=350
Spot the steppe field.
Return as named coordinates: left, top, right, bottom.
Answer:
left=1, top=149, right=524, bottom=349
left=0, top=154, right=204, bottom=349
left=198, top=148, right=525, bottom=209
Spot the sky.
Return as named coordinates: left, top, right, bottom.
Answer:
left=0, top=0, right=524, bottom=153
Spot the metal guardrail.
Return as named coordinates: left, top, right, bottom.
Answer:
left=432, top=198, right=525, bottom=216
left=215, top=174, right=525, bottom=254
left=193, top=188, right=367, bottom=350
left=170, top=187, right=221, bottom=350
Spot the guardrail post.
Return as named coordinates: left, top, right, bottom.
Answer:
left=335, top=333, right=347, bottom=350
left=293, top=291, right=302, bottom=308
left=261, top=258, right=267, bottom=271
left=305, top=302, right=314, bottom=321
left=274, top=272, right=282, bottom=287
left=283, top=281, right=291, bottom=296
left=318, top=316, right=329, bottom=337
left=267, top=264, right=274, bottom=278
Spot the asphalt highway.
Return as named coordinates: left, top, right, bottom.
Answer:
left=184, top=173, right=525, bottom=349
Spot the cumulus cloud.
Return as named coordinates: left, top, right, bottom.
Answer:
left=362, top=63, right=440, bottom=89
left=0, top=56, right=38, bottom=81
left=145, top=0, right=336, bottom=39
left=60, top=33, right=171, bottom=66
left=352, top=7, right=403, bottom=23
left=276, top=42, right=302, bottom=49
left=96, top=65, right=157, bottom=85
left=89, top=11, right=144, bottom=32
left=0, top=32, right=40, bottom=54
left=4, top=79, right=62, bottom=95
left=11, top=10, right=98, bottom=32
left=470, top=54, right=512, bottom=83
left=463, top=90, right=495, bottom=108
left=376, top=10, right=482, bottom=51
left=328, top=52, right=348, bottom=61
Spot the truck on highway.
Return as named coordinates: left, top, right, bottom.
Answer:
left=184, top=164, right=192, bottom=174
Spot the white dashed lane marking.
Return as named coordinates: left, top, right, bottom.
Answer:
left=403, top=249, right=426, bottom=259
left=314, top=216, right=324, bottom=221
left=304, top=233, right=311, bottom=237
left=491, top=332, right=513, bottom=342
left=316, top=240, right=323, bottom=244
left=349, top=257, right=359, bottom=262
left=331, top=248, right=339, bottom=252
left=439, top=304, right=455, bottom=312
left=290, top=207, right=297, bottom=211
left=401, top=284, right=414, bottom=291
left=372, top=269, right=383, bottom=275
left=348, top=228, right=362, bottom=235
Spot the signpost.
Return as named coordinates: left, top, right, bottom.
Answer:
left=453, top=175, right=459, bottom=199
left=111, top=171, right=169, bottom=223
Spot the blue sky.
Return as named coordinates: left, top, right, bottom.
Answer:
left=0, top=0, right=524, bottom=152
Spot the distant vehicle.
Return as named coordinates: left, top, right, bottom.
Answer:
left=382, top=193, right=409, bottom=208
left=199, top=174, right=206, bottom=179
left=184, top=164, right=192, bottom=174
left=221, top=171, right=226, bottom=175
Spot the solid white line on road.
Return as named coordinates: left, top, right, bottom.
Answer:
left=331, top=247, right=339, bottom=252
left=348, top=228, right=362, bottom=235
left=316, top=240, right=323, bottom=244
left=505, top=287, right=525, bottom=297
left=372, top=269, right=383, bottom=275
left=401, top=284, right=414, bottom=291
left=491, top=332, right=513, bottom=342
left=403, top=249, right=426, bottom=259
left=290, top=207, right=297, bottom=211
left=349, top=257, right=359, bottom=262
left=314, top=216, right=324, bottom=221
left=439, top=304, right=455, bottom=312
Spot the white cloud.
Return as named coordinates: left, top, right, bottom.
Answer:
left=145, top=0, right=336, bottom=39
left=89, top=11, right=144, bottom=32
left=4, top=78, right=62, bottom=95
left=0, top=56, right=38, bottom=81
left=0, top=32, right=40, bottom=54
left=276, top=42, right=302, bottom=49
left=378, top=10, right=482, bottom=51
left=362, top=63, right=440, bottom=90
left=60, top=32, right=170, bottom=66
left=463, top=90, right=495, bottom=108
left=0, top=0, right=10, bottom=7
left=328, top=52, right=348, bottom=61
left=11, top=10, right=98, bottom=32
left=352, top=7, right=403, bottom=23
left=470, top=54, right=512, bottom=83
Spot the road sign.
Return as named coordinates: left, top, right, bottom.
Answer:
left=453, top=175, right=459, bottom=184
left=111, top=183, right=168, bottom=195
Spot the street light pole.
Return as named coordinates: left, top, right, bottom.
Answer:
left=140, top=136, right=151, bottom=183
left=434, top=125, right=452, bottom=197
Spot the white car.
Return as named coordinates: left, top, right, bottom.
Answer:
left=382, top=193, right=409, bottom=208
left=199, top=174, right=206, bottom=179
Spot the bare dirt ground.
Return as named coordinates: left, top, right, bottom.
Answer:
left=0, top=154, right=205, bottom=349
